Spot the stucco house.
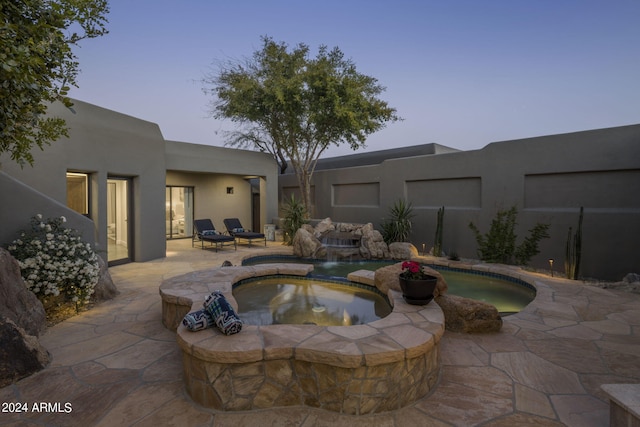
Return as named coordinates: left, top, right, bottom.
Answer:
left=0, top=100, right=278, bottom=265
left=1, top=99, right=638, bottom=280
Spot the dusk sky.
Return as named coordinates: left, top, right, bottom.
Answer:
left=69, top=0, right=640, bottom=158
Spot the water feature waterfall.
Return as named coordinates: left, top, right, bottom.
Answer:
left=321, top=231, right=361, bottom=261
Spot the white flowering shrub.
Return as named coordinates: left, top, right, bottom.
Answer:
left=7, top=214, right=99, bottom=307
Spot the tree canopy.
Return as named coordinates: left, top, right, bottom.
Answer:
left=204, top=36, right=400, bottom=215
left=0, top=0, right=109, bottom=167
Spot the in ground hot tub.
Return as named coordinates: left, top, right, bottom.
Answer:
left=160, top=263, right=444, bottom=414
left=233, top=276, right=392, bottom=326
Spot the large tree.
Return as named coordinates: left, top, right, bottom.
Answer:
left=204, top=36, right=400, bottom=215
left=0, top=0, right=109, bottom=167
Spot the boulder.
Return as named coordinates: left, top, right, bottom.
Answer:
left=388, top=242, right=419, bottom=260
left=336, top=222, right=360, bottom=233
left=0, top=317, right=50, bottom=387
left=359, top=223, right=389, bottom=259
left=0, top=248, right=46, bottom=337
left=374, top=262, right=447, bottom=297
left=301, top=224, right=315, bottom=234
left=314, top=217, right=335, bottom=238
left=435, top=294, right=503, bottom=333
left=293, top=228, right=326, bottom=259
left=92, top=255, right=119, bottom=301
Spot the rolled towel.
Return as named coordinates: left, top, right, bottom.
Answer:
left=204, top=291, right=243, bottom=335
left=182, top=308, right=215, bottom=332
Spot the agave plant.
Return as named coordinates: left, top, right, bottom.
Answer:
left=281, top=194, right=307, bottom=245
left=381, top=199, right=414, bottom=244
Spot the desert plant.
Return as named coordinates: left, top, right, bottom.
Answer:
left=433, top=206, right=445, bottom=257
left=565, top=206, right=584, bottom=279
left=281, top=194, right=308, bottom=245
left=469, top=206, right=550, bottom=265
left=381, top=199, right=414, bottom=244
left=514, top=223, right=551, bottom=265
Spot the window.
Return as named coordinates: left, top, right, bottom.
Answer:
left=66, top=172, right=89, bottom=216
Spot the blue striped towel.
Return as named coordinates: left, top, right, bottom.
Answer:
left=204, top=291, right=243, bottom=335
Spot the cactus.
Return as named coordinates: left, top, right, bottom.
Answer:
left=433, top=206, right=444, bottom=257
left=565, top=206, right=583, bottom=279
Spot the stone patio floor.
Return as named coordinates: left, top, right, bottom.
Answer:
left=1, top=238, right=639, bottom=427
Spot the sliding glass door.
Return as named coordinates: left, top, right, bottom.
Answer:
left=166, top=186, right=193, bottom=239
left=107, top=178, right=131, bottom=264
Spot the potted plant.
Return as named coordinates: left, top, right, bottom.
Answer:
left=399, top=261, right=438, bottom=305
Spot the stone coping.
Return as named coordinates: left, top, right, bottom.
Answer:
left=158, top=253, right=552, bottom=413
left=160, top=262, right=445, bottom=369
left=160, top=253, right=547, bottom=367
left=602, top=384, right=640, bottom=417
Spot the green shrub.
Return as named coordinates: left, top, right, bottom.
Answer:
left=381, top=199, right=414, bottom=244
left=7, top=214, right=99, bottom=309
left=281, top=194, right=308, bottom=245
left=469, top=206, right=550, bottom=265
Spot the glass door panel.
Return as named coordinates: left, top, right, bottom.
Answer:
left=107, top=178, right=130, bottom=264
left=166, top=186, right=193, bottom=239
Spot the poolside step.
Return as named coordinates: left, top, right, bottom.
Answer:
left=347, top=269, right=375, bottom=286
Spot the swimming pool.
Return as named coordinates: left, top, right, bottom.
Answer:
left=242, top=256, right=536, bottom=314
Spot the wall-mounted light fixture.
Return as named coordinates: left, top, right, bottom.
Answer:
left=226, top=187, right=234, bottom=194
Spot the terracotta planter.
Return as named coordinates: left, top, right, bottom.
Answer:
left=399, top=275, right=437, bottom=305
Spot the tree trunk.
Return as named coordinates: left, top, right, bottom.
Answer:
left=297, top=170, right=313, bottom=219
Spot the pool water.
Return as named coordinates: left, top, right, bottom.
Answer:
left=233, top=277, right=392, bottom=326
left=441, top=270, right=535, bottom=314
left=243, top=257, right=536, bottom=315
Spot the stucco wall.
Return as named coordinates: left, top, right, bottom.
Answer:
left=0, top=100, right=167, bottom=262
left=166, top=171, right=252, bottom=233
left=0, top=171, right=96, bottom=249
left=279, top=125, right=640, bottom=280
left=165, top=141, right=278, bottom=232
left=1, top=100, right=279, bottom=263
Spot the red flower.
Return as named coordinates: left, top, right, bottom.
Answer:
left=400, top=260, right=431, bottom=280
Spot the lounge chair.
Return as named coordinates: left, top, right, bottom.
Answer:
left=193, top=219, right=236, bottom=252
left=223, top=218, right=266, bottom=247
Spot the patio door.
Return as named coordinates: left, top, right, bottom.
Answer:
left=107, top=177, right=131, bottom=265
left=166, top=186, right=193, bottom=239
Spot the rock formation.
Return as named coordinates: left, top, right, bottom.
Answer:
left=0, top=248, right=46, bottom=337
left=0, top=248, right=51, bottom=386
left=292, top=228, right=326, bottom=258
left=93, top=255, right=119, bottom=301
left=313, top=217, right=335, bottom=238
left=388, top=242, right=419, bottom=260
left=435, top=294, right=503, bottom=333
left=292, top=218, right=391, bottom=260
left=0, top=318, right=50, bottom=387
left=359, top=223, right=389, bottom=259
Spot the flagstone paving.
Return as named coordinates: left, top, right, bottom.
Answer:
left=1, top=239, right=639, bottom=426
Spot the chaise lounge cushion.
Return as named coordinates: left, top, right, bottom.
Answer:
left=223, top=218, right=266, bottom=247
left=193, top=219, right=236, bottom=251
